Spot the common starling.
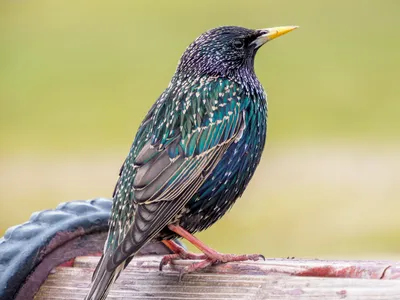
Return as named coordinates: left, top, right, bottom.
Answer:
left=86, top=25, right=298, bottom=300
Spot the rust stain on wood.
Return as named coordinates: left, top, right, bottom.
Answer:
left=58, top=258, right=75, bottom=268
left=296, top=266, right=366, bottom=278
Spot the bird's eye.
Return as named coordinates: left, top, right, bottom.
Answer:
left=232, top=39, right=245, bottom=49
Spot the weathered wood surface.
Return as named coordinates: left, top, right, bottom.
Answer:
left=35, top=255, right=400, bottom=299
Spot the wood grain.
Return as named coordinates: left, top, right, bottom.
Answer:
left=35, top=255, right=400, bottom=300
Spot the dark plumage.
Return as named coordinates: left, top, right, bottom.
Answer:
left=86, top=25, right=297, bottom=300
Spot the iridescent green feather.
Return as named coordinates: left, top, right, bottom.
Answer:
left=106, top=75, right=246, bottom=253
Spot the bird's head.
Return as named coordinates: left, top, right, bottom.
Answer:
left=176, top=25, right=298, bottom=79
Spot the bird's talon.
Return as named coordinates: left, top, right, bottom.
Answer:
left=178, top=270, right=186, bottom=282
left=159, top=261, right=166, bottom=271
left=159, top=253, right=181, bottom=271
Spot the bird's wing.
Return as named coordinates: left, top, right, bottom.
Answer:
left=86, top=78, right=246, bottom=299
left=109, top=112, right=244, bottom=269
left=107, top=79, right=245, bottom=269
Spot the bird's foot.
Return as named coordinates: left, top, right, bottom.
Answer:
left=160, top=240, right=207, bottom=271
left=161, top=225, right=265, bottom=279
left=176, top=252, right=264, bottom=280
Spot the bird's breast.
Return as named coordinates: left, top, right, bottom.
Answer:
left=180, top=96, right=267, bottom=233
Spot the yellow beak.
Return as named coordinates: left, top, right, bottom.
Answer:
left=252, top=25, right=298, bottom=48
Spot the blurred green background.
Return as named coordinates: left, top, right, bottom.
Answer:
left=1, top=0, right=399, bottom=259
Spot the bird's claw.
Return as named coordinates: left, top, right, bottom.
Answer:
left=167, top=252, right=266, bottom=280
left=178, top=269, right=185, bottom=282
left=159, top=254, right=180, bottom=271
left=159, top=251, right=207, bottom=271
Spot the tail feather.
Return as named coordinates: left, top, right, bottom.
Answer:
left=85, top=253, right=125, bottom=300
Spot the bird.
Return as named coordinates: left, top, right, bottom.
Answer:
left=85, top=25, right=298, bottom=300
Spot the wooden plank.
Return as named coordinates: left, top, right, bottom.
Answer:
left=35, top=255, right=400, bottom=300
left=74, top=255, right=400, bottom=279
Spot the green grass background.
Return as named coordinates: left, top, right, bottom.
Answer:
left=1, top=0, right=399, bottom=258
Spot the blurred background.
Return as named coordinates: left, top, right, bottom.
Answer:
left=1, top=0, right=399, bottom=259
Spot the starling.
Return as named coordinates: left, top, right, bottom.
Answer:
left=86, top=25, right=298, bottom=300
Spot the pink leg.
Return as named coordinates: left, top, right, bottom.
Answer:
left=164, top=224, right=264, bottom=275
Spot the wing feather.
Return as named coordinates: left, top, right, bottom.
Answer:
left=106, top=77, right=247, bottom=269
left=109, top=108, right=244, bottom=268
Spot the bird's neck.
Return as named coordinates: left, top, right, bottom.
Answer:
left=172, top=67, right=261, bottom=96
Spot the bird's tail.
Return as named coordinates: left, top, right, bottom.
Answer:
left=84, top=253, right=125, bottom=300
